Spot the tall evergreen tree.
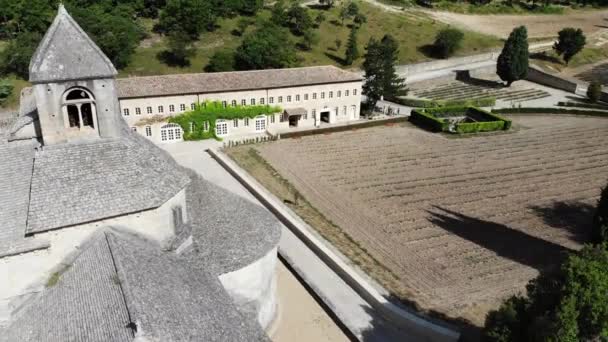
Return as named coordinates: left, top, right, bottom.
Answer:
left=362, top=34, right=406, bottom=108
left=496, top=26, right=529, bottom=87
left=554, top=28, right=586, bottom=66
left=344, top=26, right=359, bottom=65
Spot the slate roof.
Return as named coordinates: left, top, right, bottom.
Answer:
left=183, top=172, right=282, bottom=275
left=2, top=229, right=269, bottom=342
left=0, top=142, right=49, bottom=258
left=117, top=65, right=363, bottom=99
left=26, top=132, right=190, bottom=234
left=29, top=5, right=117, bottom=83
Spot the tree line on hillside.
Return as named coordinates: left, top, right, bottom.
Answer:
left=415, top=0, right=608, bottom=9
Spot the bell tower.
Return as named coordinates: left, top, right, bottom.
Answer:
left=29, top=5, right=123, bottom=145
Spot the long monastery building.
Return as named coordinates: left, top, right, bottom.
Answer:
left=118, top=66, right=363, bottom=143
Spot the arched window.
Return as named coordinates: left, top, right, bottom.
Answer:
left=63, top=88, right=96, bottom=129
left=160, top=123, right=183, bottom=142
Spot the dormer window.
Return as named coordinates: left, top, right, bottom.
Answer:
left=63, top=88, right=96, bottom=129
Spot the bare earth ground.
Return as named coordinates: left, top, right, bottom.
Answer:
left=271, top=261, right=349, bottom=342
left=428, top=9, right=608, bottom=38
left=248, top=116, right=608, bottom=325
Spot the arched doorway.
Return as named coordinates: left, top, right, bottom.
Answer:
left=62, top=88, right=97, bottom=130
left=160, top=123, right=183, bottom=142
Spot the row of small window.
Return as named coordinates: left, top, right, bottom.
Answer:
left=123, top=103, right=195, bottom=116
left=122, top=89, right=359, bottom=116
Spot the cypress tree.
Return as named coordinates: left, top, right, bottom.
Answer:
left=362, top=34, right=406, bottom=108
left=497, top=26, right=529, bottom=87
left=344, top=26, right=359, bottom=66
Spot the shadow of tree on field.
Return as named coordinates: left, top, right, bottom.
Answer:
left=528, top=200, right=594, bottom=244
left=324, top=52, right=347, bottom=66
left=455, top=70, right=505, bottom=89
left=427, top=206, right=570, bottom=271
left=529, top=51, right=563, bottom=65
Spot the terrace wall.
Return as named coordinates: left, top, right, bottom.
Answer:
left=525, top=66, right=580, bottom=93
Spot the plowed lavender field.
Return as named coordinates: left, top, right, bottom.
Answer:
left=255, top=115, right=608, bottom=323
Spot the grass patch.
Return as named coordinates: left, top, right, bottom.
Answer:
left=531, top=46, right=608, bottom=73
left=432, top=1, right=565, bottom=14
left=0, top=76, right=30, bottom=111
left=121, top=1, right=501, bottom=76
left=46, top=265, right=71, bottom=288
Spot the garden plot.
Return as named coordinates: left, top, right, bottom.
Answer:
left=252, top=115, right=608, bottom=325
left=411, top=79, right=551, bottom=103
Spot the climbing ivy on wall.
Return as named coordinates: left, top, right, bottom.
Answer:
left=168, top=101, right=282, bottom=140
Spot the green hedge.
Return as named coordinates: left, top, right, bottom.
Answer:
left=393, top=97, right=496, bottom=108
left=409, top=109, right=448, bottom=132
left=557, top=101, right=608, bottom=110
left=410, top=106, right=510, bottom=134
left=492, top=107, right=608, bottom=117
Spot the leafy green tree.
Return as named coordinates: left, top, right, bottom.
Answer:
left=362, top=34, right=407, bottom=108
left=483, top=244, right=608, bottom=342
left=11, top=0, right=54, bottom=35
left=205, top=50, right=235, bottom=72
left=286, top=4, right=313, bottom=35
left=345, top=26, right=359, bottom=65
left=301, top=29, right=319, bottom=51
left=433, top=28, right=464, bottom=59
left=0, top=31, right=42, bottom=79
left=0, top=79, right=14, bottom=105
left=314, top=12, right=326, bottom=28
left=554, top=28, right=586, bottom=65
left=236, top=17, right=253, bottom=36
left=587, top=81, right=602, bottom=103
left=593, top=183, right=608, bottom=244
left=497, top=26, right=529, bottom=87
left=340, top=1, right=359, bottom=25
left=234, top=24, right=298, bottom=70
left=270, top=0, right=287, bottom=27
left=158, top=29, right=195, bottom=67
left=353, top=13, right=367, bottom=27
left=69, top=5, right=144, bottom=69
left=157, top=0, right=214, bottom=40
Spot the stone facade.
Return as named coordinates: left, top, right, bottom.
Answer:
left=118, top=73, right=363, bottom=144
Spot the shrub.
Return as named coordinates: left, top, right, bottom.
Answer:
left=0, top=80, right=14, bottom=106
left=554, top=28, right=586, bottom=66
left=433, top=28, right=464, bottom=59
left=558, top=101, right=608, bottom=110
left=593, top=184, right=608, bottom=244
left=169, top=101, right=281, bottom=140
left=393, top=97, right=495, bottom=108
left=205, top=50, right=235, bottom=72
left=409, top=109, right=447, bottom=132
left=587, top=81, right=602, bottom=103
left=492, top=107, right=608, bottom=117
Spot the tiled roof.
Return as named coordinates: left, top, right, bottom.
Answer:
left=2, top=233, right=133, bottom=342
left=2, top=229, right=270, bottom=342
left=181, top=171, right=282, bottom=276
left=108, top=230, right=270, bottom=342
left=26, top=133, right=190, bottom=234
left=29, top=5, right=117, bottom=83
left=0, top=142, right=49, bottom=257
left=117, top=66, right=363, bottom=99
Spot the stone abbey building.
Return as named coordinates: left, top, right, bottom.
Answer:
left=118, top=66, right=363, bottom=143
left=0, top=6, right=281, bottom=341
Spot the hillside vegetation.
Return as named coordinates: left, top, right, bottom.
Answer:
left=120, top=2, right=501, bottom=77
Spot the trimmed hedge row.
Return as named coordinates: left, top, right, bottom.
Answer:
left=557, top=101, right=608, bottom=110
left=392, top=97, right=496, bottom=108
left=410, top=106, right=511, bottom=134
left=492, top=107, right=608, bottom=117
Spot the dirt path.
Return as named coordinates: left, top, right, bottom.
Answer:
left=424, top=9, right=608, bottom=38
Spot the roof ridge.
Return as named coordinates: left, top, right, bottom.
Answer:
left=117, top=65, right=348, bottom=81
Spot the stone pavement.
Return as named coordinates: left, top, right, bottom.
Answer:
left=161, top=141, right=417, bottom=341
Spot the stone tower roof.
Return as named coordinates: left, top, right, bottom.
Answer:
left=29, top=5, right=117, bottom=83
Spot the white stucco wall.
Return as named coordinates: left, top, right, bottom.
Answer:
left=218, top=246, right=279, bottom=330
left=0, top=188, right=187, bottom=323
left=117, top=81, right=363, bottom=144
